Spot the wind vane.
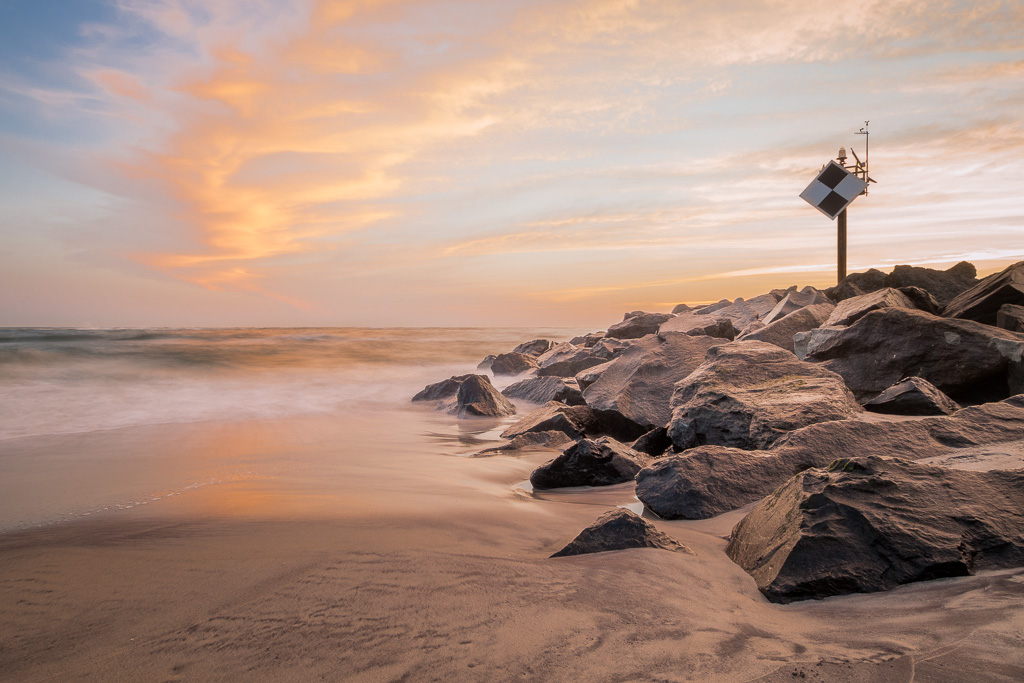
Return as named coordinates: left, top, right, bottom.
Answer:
left=800, top=121, right=876, bottom=285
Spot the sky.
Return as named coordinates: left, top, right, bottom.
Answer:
left=1, top=0, right=1022, bottom=328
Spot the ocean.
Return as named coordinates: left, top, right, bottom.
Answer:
left=0, top=326, right=586, bottom=531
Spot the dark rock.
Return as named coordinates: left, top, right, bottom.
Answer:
left=726, top=456, right=1024, bottom=603
left=948, top=261, right=978, bottom=280
left=803, top=307, right=1024, bottom=402
left=898, top=286, right=942, bottom=315
left=667, top=341, right=861, bottom=451
left=451, top=375, right=517, bottom=418
left=623, top=310, right=646, bottom=320
left=582, top=332, right=722, bottom=430
left=998, top=304, right=1024, bottom=333
left=693, top=299, right=731, bottom=315
left=864, top=377, right=961, bottom=416
left=823, top=287, right=917, bottom=327
left=412, top=374, right=475, bottom=402
left=502, top=376, right=585, bottom=406
left=942, top=261, right=1024, bottom=325
left=489, top=352, right=539, bottom=376
left=761, top=288, right=830, bottom=325
left=671, top=303, right=693, bottom=314
left=530, top=437, right=649, bottom=489
left=569, top=332, right=605, bottom=347
left=575, top=361, right=614, bottom=391
left=636, top=446, right=793, bottom=520
left=550, top=508, right=692, bottom=558
left=883, top=262, right=978, bottom=306
left=683, top=317, right=737, bottom=340
left=637, top=396, right=1024, bottom=519
left=535, top=342, right=610, bottom=378
left=477, top=355, right=496, bottom=372
left=500, top=402, right=649, bottom=443
left=474, top=430, right=575, bottom=456
left=513, top=339, right=555, bottom=356
left=631, top=427, right=673, bottom=456
left=825, top=268, right=886, bottom=301
left=739, top=302, right=835, bottom=354
left=606, top=313, right=673, bottom=340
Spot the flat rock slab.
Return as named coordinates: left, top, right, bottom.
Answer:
left=530, top=437, right=649, bottom=489
left=762, top=288, right=829, bottom=325
left=582, top=332, right=722, bottom=430
left=502, top=376, right=585, bottom=406
left=473, top=430, right=576, bottom=456
left=500, top=402, right=649, bottom=443
left=637, top=396, right=1024, bottom=519
left=863, top=376, right=960, bottom=416
left=726, top=455, right=1024, bottom=603
left=943, top=260, right=1024, bottom=325
left=803, top=307, right=1024, bottom=402
left=739, top=302, right=834, bottom=354
left=823, top=287, right=917, bottom=327
left=667, top=340, right=861, bottom=451
left=550, top=508, right=693, bottom=557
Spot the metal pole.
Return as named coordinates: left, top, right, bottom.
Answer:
left=837, top=208, right=847, bottom=285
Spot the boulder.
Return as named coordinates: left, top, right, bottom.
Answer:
left=683, top=317, right=736, bottom=340
left=550, top=508, right=693, bottom=558
left=412, top=374, right=475, bottom=402
left=637, top=396, right=1024, bottom=519
left=803, top=307, right=1024, bottom=403
left=998, top=304, right=1024, bottom=333
left=942, top=261, right=1024, bottom=325
left=825, top=268, right=886, bottom=301
left=473, top=430, right=576, bottom=456
left=501, top=376, right=585, bottom=406
left=450, top=374, right=517, bottom=418
left=726, top=456, right=1024, bottom=603
left=863, top=377, right=961, bottom=416
left=500, top=402, right=649, bottom=443
left=575, top=361, right=614, bottom=391
left=693, top=299, right=731, bottom=315
left=477, top=355, right=496, bottom=372
left=582, top=332, right=722, bottom=430
left=883, top=262, right=978, bottom=306
left=659, top=295, right=781, bottom=337
left=569, top=332, right=605, bottom=347
left=513, top=339, right=555, bottom=356
left=761, top=287, right=830, bottom=325
left=822, top=287, right=917, bottom=327
left=897, top=286, right=942, bottom=315
left=667, top=341, right=861, bottom=451
left=489, top=352, right=540, bottom=376
left=536, top=342, right=612, bottom=378
left=530, top=437, right=649, bottom=489
left=671, top=303, right=693, bottom=314
left=631, top=427, right=673, bottom=456
left=606, top=313, right=673, bottom=340
left=739, top=302, right=835, bottom=354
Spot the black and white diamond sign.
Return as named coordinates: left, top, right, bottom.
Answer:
left=800, top=161, right=867, bottom=220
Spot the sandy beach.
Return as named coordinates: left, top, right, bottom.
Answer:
left=3, top=405, right=1024, bottom=682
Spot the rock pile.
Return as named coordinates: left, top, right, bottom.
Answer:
left=412, top=261, right=1024, bottom=602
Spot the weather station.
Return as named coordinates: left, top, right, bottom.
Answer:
left=800, top=121, right=877, bottom=285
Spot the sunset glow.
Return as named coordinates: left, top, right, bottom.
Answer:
left=2, top=0, right=1022, bottom=327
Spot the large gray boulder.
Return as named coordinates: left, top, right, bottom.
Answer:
left=489, top=352, right=539, bottom=376
left=739, top=302, right=835, bottom=354
left=501, top=376, right=585, bottom=406
left=513, top=339, right=555, bottom=356
left=581, top=332, right=722, bottom=430
left=667, top=341, right=861, bottom=451
left=803, top=307, right=1024, bottom=402
left=883, top=262, right=978, bottom=306
left=412, top=374, right=475, bottom=402
left=535, top=341, right=617, bottom=378
left=530, top=437, right=649, bottom=489
left=500, top=402, right=649, bottom=443
left=823, top=287, right=917, bottom=327
left=726, top=456, right=1024, bottom=603
left=863, top=377, right=960, bottom=416
left=637, top=396, right=1024, bottom=519
left=943, top=261, right=1024, bottom=325
left=606, top=312, right=673, bottom=339
left=550, top=508, right=692, bottom=558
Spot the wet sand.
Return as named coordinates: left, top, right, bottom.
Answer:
left=3, top=409, right=1024, bottom=682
